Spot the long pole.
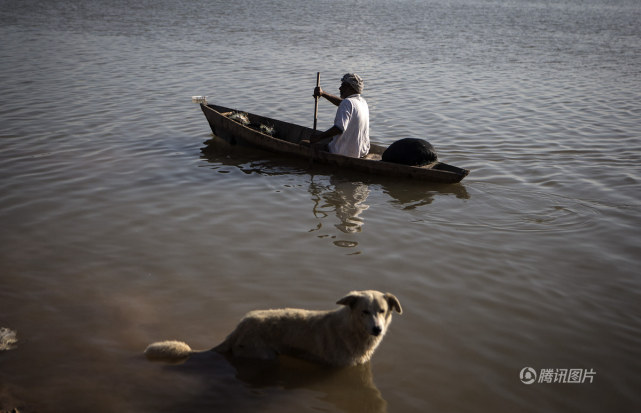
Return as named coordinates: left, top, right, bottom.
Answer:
left=309, top=72, right=321, bottom=167
left=313, top=72, right=320, bottom=131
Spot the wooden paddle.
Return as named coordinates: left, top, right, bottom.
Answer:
left=313, top=72, right=320, bottom=131
left=308, top=72, right=321, bottom=166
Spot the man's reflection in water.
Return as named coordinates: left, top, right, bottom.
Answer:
left=309, top=177, right=370, bottom=235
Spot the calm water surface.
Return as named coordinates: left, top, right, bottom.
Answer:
left=1, top=0, right=640, bottom=412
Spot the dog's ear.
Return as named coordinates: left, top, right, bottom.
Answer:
left=385, top=293, right=402, bottom=314
left=337, top=292, right=361, bottom=309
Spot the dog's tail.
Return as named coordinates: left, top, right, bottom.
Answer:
left=144, top=340, right=196, bottom=363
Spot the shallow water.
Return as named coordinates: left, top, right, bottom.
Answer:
left=1, top=0, right=640, bottom=411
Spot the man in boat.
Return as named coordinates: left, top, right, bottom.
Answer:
left=309, top=73, right=370, bottom=158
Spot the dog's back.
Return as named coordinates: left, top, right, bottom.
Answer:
left=214, top=308, right=334, bottom=361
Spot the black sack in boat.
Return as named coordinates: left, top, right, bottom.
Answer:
left=381, top=138, right=438, bottom=166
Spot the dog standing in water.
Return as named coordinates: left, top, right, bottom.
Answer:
left=145, top=290, right=402, bottom=367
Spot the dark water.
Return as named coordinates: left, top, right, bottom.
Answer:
left=1, top=0, right=640, bottom=411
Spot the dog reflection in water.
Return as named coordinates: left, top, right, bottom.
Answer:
left=145, top=290, right=402, bottom=367
left=168, top=351, right=389, bottom=412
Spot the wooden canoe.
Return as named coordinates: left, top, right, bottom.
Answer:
left=200, top=103, right=469, bottom=183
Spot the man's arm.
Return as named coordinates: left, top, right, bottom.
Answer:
left=311, top=125, right=342, bottom=143
left=314, top=87, right=342, bottom=107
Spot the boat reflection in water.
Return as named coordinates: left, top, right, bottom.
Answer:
left=201, top=135, right=469, bottom=250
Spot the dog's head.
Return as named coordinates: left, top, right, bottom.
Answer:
left=337, top=290, right=402, bottom=337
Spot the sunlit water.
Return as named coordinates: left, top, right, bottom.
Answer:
left=1, top=0, right=640, bottom=412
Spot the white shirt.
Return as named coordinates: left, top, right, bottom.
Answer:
left=328, top=94, right=370, bottom=158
